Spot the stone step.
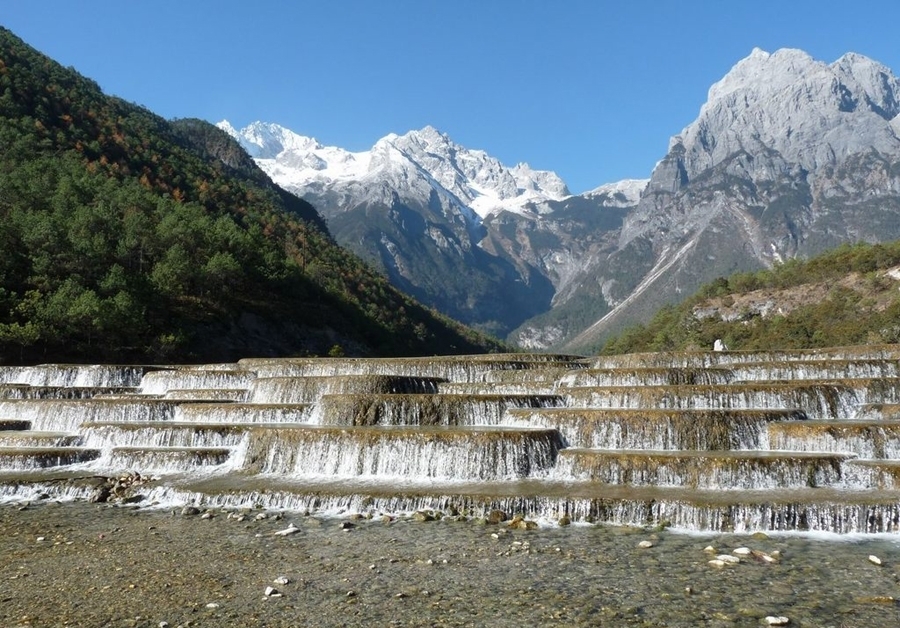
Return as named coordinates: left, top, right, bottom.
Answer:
left=176, top=403, right=315, bottom=424
left=559, top=367, right=736, bottom=388
left=247, top=375, right=445, bottom=404
left=552, top=449, right=854, bottom=489
left=140, top=475, right=900, bottom=534
left=138, top=369, right=257, bottom=396
left=564, top=381, right=899, bottom=419
left=730, top=359, right=900, bottom=382
left=0, top=385, right=139, bottom=400
left=0, top=419, right=30, bottom=431
left=505, top=408, right=806, bottom=450
left=239, top=425, right=565, bottom=480
left=80, top=421, right=261, bottom=448
left=107, top=446, right=233, bottom=472
left=589, top=346, right=900, bottom=369
left=162, top=389, right=250, bottom=402
left=238, top=354, right=587, bottom=381
left=856, top=404, right=900, bottom=420
left=0, top=431, right=81, bottom=447
left=0, top=364, right=158, bottom=388
left=436, top=382, right=562, bottom=395
left=841, top=460, right=900, bottom=490
left=0, top=399, right=185, bottom=433
left=767, top=420, right=900, bottom=458
left=0, top=446, right=100, bottom=470
left=316, top=394, right=566, bottom=427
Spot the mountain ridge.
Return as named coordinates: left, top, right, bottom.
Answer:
left=221, top=46, right=900, bottom=353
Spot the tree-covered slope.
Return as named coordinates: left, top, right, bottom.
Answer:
left=0, top=28, right=504, bottom=363
left=600, top=241, right=900, bottom=355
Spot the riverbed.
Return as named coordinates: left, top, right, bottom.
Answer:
left=2, top=500, right=900, bottom=627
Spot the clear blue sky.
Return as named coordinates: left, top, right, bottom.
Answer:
left=3, top=1, right=899, bottom=193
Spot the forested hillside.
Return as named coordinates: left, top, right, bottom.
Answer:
left=0, top=28, right=504, bottom=363
left=600, top=241, right=900, bottom=355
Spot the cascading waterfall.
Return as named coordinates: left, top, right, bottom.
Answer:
left=242, top=426, right=564, bottom=480
left=0, top=364, right=154, bottom=387
left=248, top=375, right=444, bottom=404
left=139, top=369, right=256, bottom=396
left=3, top=348, right=900, bottom=533
left=175, top=403, right=315, bottom=424
left=0, top=399, right=182, bottom=433
left=314, top=394, right=566, bottom=427
left=550, top=449, right=851, bottom=489
left=504, top=408, right=805, bottom=450
left=564, top=383, right=864, bottom=419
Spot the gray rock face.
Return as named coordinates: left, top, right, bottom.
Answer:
left=565, top=48, right=900, bottom=352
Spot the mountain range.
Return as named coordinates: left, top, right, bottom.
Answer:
left=222, top=46, right=900, bottom=352
left=0, top=27, right=503, bottom=363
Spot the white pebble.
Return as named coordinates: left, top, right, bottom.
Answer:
left=708, top=559, right=726, bottom=567
left=764, top=616, right=790, bottom=626
left=273, top=523, right=299, bottom=536
left=638, top=540, right=654, bottom=548
left=205, top=602, right=220, bottom=609
left=732, top=547, right=751, bottom=556
left=715, top=554, right=740, bottom=564
left=869, top=555, right=883, bottom=565
left=264, top=586, right=279, bottom=596
left=273, top=576, right=290, bottom=585
left=703, top=545, right=715, bottom=552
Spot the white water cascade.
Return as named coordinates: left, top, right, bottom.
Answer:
left=2, top=347, right=900, bottom=533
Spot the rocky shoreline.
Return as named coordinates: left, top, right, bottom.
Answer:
left=3, top=499, right=900, bottom=627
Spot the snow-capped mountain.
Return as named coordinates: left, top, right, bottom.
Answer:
left=584, top=179, right=648, bottom=207
left=218, top=120, right=609, bottom=338
left=219, top=122, right=570, bottom=219
left=218, top=47, right=900, bottom=351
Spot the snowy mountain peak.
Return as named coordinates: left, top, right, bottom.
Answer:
left=217, top=120, right=322, bottom=159
left=225, top=121, right=570, bottom=219
left=585, top=179, right=648, bottom=206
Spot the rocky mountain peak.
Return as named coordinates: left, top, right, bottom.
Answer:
left=666, top=48, right=900, bottom=183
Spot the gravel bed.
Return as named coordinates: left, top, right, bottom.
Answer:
left=2, top=500, right=900, bottom=627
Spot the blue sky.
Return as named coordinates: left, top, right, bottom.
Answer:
left=3, top=1, right=899, bottom=193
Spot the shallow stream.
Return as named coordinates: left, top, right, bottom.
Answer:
left=2, top=501, right=900, bottom=627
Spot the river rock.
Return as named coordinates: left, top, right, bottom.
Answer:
left=273, top=523, right=299, bottom=536
left=180, top=506, right=201, bottom=517
left=868, top=555, right=883, bottom=565
left=89, top=485, right=112, bottom=504
left=763, top=616, right=789, bottom=626
left=411, top=511, right=436, bottom=522
left=487, top=510, right=508, bottom=524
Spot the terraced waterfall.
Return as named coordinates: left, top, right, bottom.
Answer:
left=2, top=347, right=900, bottom=534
